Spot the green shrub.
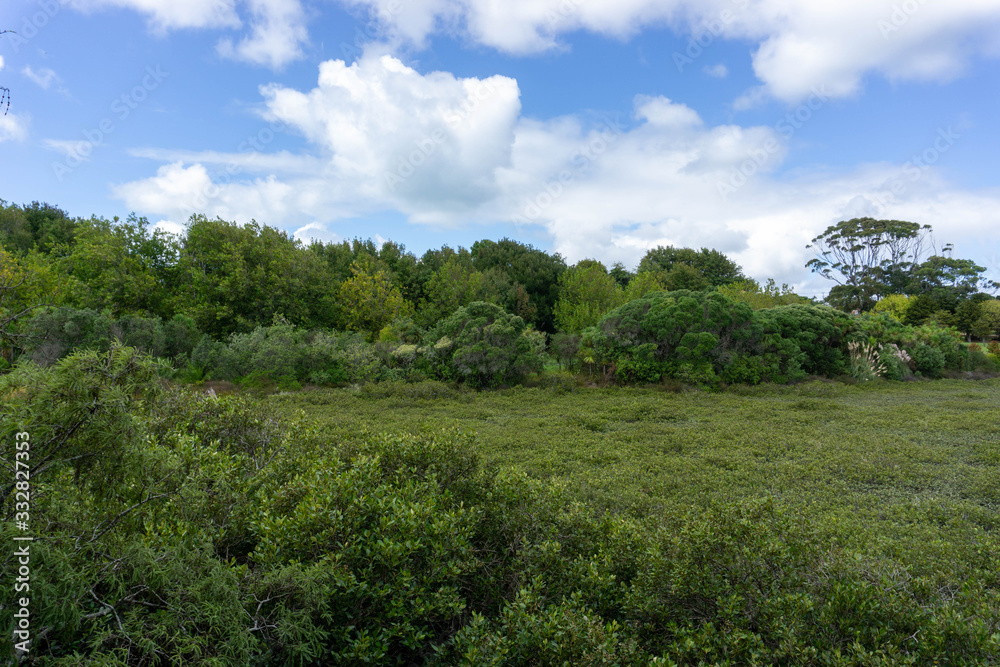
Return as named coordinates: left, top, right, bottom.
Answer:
left=585, top=290, right=804, bottom=385
left=428, top=302, right=545, bottom=388
left=912, top=343, right=946, bottom=378
left=754, top=304, right=850, bottom=376
left=879, top=344, right=914, bottom=381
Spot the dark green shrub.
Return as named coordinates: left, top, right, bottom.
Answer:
left=585, top=290, right=803, bottom=385
left=966, top=347, right=998, bottom=373
left=428, top=302, right=545, bottom=388
left=912, top=343, right=946, bottom=378
left=163, top=313, right=203, bottom=359
left=755, top=304, right=849, bottom=376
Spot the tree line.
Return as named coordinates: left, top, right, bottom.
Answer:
left=1, top=201, right=998, bottom=383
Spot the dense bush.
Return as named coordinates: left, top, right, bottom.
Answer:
left=754, top=304, right=850, bottom=376
left=22, top=307, right=203, bottom=367
left=581, top=290, right=805, bottom=386
left=3, top=346, right=1000, bottom=664
left=427, top=301, right=546, bottom=388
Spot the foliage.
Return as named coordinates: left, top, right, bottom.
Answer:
left=806, top=217, right=932, bottom=311
left=637, top=245, right=744, bottom=286
left=754, top=304, right=850, bottom=376
left=58, top=214, right=179, bottom=318
left=847, top=340, right=885, bottom=381
left=471, top=238, right=567, bottom=332
left=0, top=200, right=78, bottom=255
left=716, top=278, right=809, bottom=310
left=621, top=271, right=668, bottom=303
left=0, top=247, right=63, bottom=358
left=336, top=260, right=412, bottom=338
left=428, top=301, right=545, bottom=388
left=584, top=290, right=804, bottom=386
left=554, top=261, right=624, bottom=333
left=879, top=343, right=914, bottom=381
left=972, top=300, right=1000, bottom=341
left=176, top=215, right=334, bottom=336
left=911, top=343, right=946, bottom=378
left=5, top=345, right=1000, bottom=664
left=417, top=254, right=502, bottom=328
left=872, top=293, right=911, bottom=321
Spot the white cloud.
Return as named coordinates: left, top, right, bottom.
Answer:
left=0, top=114, right=28, bottom=143
left=66, top=0, right=241, bottom=31
left=704, top=63, right=728, bottom=78
left=67, top=0, right=308, bottom=68
left=114, top=54, right=1000, bottom=292
left=0, top=55, right=5, bottom=72
left=23, top=65, right=59, bottom=89
left=217, top=0, right=309, bottom=69
left=339, top=0, right=1000, bottom=103
left=258, top=53, right=522, bottom=216
left=43, top=138, right=93, bottom=161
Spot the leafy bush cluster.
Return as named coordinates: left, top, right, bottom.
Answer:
left=851, top=312, right=998, bottom=378
left=193, top=302, right=545, bottom=390
left=577, top=291, right=996, bottom=387
left=579, top=291, right=834, bottom=386
left=23, top=307, right=201, bottom=366
left=3, top=347, right=998, bottom=665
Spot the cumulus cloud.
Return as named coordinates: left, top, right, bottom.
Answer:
left=259, top=53, right=522, bottom=217
left=339, top=0, right=1000, bottom=103
left=113, top=53, right=1000, bottom=292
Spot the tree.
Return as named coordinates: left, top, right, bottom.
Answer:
left=609, top=261, right=633, bottom=288
left=471, top=238, right=566, bottom=332
left=176, top=216, right=334, bottom=336
left=637, top=245, right=744, bottom=286
left=428, top=301, right=544, bottom=388
left=717, top=279, right=809, bottom=310
left=553, top=261, right=624, bottom=332
left=806, top=218, right=931, bottom=311
left=971, top=300, right=1000, bottom=341
left=337, top=260, right=412, bottom=337
left=0, top=247, right=63, bottom=362
left=872, top=294, right=910, bottom=321
left=0, top=201, right=79, bottom=255
left=59, top=214, right=179, bottom=317
left=623, top=271, right=669, bottom=302
left=905, top=251, right=999, bottom=309
left=418, top=255, right=490, bottom=327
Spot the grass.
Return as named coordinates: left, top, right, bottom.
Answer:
left=267, top=378, right=1000, bottom=584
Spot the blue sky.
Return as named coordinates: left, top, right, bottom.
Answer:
left=2, top=0, right=1000, bottom=297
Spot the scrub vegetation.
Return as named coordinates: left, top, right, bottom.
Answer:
left=2, top=201, right=999, bottom=664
